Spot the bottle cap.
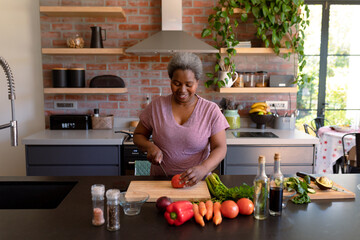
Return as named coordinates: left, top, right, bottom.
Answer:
left=258, top=155, right=265, bottom=164
left=106, top=189, right=120, bottom=200
left=94, top=108, right=99, bottom=115
left=91, top=184, right=105, bottom=197
left=274, top=153, right=281, bottom=161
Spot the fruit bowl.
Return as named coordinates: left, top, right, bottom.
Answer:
left=249, top=113, right=274, bottom=129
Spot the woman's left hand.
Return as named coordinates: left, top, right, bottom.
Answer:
left=180, top=165, right=207, bottom=187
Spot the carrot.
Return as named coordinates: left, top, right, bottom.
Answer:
left=213, top=201, right=222, bottom=225
left=193, top=203, right=205, bottom=227
left=205, top=200, right=213, bottom=221
left=198, top=201, right=207, bottom=217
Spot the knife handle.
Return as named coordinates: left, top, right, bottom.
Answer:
left=296, top=172, right=316, bottom=182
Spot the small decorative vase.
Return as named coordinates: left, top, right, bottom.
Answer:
left=224, top=110, right=240, bottom=129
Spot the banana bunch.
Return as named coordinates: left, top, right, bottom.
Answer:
left=249, top=102, right=271, bottom=115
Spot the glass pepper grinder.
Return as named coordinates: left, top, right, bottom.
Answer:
left=91, top=184, right=105, bottom=226
left=106, top=189, right=121, bottom=231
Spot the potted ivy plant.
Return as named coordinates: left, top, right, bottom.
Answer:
left=201, top=0, right=310, bottom=88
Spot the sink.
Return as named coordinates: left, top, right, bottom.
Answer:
left=0, top=181, right=77, bottom=209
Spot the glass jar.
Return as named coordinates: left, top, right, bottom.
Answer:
left=91, top=184, right=105, bottom=226
left=244, top=72, right=256, bottom=87
left=66, top=33, right=84, bottom=48
left=224, top=109, right=240, bottom=129
left=256, top=71, right=269, bottom=87
left=106, top=189, right=121, bottom=231
left=234, top=71, right=244, bottom=87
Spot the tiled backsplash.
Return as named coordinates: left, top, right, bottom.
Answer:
left=40, top=0, right=296, bottom=128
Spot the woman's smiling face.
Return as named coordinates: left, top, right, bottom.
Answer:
left=171, top=69, right=198, bottom=104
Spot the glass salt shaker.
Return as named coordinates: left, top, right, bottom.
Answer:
left=91, top=184, right=105, bottom=226
left=106, top=189, right=121, bottom=231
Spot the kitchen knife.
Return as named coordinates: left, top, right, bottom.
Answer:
left=296, top=172, right=316, bottom=182
left=159, top=161, right=168, bottom=177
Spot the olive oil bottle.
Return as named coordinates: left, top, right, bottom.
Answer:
left=253, top=155, right=269, bottom=220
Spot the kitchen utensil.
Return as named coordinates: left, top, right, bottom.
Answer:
left=296, top=171, right=316, bottom=181
left=119, top=191, right=149, bottom=216
left=90, top=26, right=106, bottom=48
left=126, top=181, right=211, bottom=202
left=159, top=162, right=168, bottom=177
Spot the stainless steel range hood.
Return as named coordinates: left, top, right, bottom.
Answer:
left=125, top=0, right=217, bottom=54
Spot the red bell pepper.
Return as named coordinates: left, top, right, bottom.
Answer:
left=164, top=201, right=194, bottom=226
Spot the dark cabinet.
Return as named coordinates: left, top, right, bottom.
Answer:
left=26, top=145, right=121, bottom=176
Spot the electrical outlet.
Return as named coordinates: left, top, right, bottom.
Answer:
left=266, top=101, right=288, bottom=110
left=54, top=101, right=77, bottom=110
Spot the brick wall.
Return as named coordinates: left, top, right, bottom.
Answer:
left=40, top=0, right=296, bottom=127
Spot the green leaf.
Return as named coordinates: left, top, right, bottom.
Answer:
left=269, top=14, right=275, bottom=25
left=261, top=33, right=267, bottom=41
left=285, top=40, right=291, bottom=49
left=265, top=39, right=270, bottom=48
left=241, top=13, right=248, bottom=22
left=224, top=57, right=230, bottom=66
left=262, top=5, right=269, bottom=17
left=205, top=80, right=214, bottom=88
left=252, top=7, right=260, bottom=18
left=220, top=11, right=228, bottom=18
left=214, top=21, right=222, bottom=31
left=206, top=73, right=214, bottom=78
left=225, top=16, right=230, bottom=25
left=245, top=2, right=251, bottom=13
left=216, top=53, right=221, bottom=60
left=215, top=64, right=220, bottom=72
left=201, top=29, right=211, bottom=38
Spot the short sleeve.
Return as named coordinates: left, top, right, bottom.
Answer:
left=210, top=104, right=230, bottom=136
left=139, top=102, right=153, bottom=132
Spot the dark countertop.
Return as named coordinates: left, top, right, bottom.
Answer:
left=0, top=174, right=359, bottom=240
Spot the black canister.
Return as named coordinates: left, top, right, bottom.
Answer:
left=68, top=68, right=85, bottom=87
left=52, top=68, right=68, bottom=88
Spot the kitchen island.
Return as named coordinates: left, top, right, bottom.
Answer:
left=0, top=174, right=358, bottom=240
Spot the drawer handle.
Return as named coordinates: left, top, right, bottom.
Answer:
left=128, top=161, right=135, bottom=165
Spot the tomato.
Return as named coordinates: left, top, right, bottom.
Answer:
left=236, top=198, right=254, bottom=215
left=220, top=200, right=239, bottom=218
left=171, top=174, right=185, bottom=188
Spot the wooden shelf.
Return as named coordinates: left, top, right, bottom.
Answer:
left=219, top=87, right=297, bottom=94
left=42, top=48, right=125, bottom=55
left=44, top=88, right=128, bottom=94
left=40, top=6, right=126, bottom=18
left=220, top=48, right=293, bottom=54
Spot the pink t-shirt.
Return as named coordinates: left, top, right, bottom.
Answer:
left=139, top=94, right=229, bottom=176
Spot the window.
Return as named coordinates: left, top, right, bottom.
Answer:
left=296, top=1, right=360, bottom=130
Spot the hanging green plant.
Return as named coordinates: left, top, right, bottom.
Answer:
left=201, top=0, right=311, bottom=88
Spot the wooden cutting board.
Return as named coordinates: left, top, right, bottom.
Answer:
left=301, top=181, right=355, bottom=200
left=126, top=180, right=211, bottom=202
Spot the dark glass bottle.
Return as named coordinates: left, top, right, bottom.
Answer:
left=269, top=153, right=284, bottom=216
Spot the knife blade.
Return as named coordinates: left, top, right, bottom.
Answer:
left=331, top=186, right=350, bottom=193
left=296, top=172, right=317, bottom=182
left=159, top=161, right=168, bottom=177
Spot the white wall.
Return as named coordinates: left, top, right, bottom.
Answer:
left=0, top=0, right=44, bottom=175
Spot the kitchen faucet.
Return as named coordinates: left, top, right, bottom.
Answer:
left=0, top=56, right=18, bottom=146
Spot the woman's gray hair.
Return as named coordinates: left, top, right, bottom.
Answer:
left=167, top=52, right=203, bottom=81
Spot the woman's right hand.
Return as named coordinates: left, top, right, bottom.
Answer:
left=146, top=143, right=163, bottom=165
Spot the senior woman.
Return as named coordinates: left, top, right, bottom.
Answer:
left=133, top=52, right=229, bottom=187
